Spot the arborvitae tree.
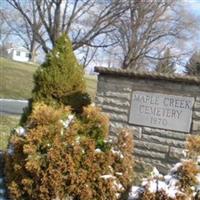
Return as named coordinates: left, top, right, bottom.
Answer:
left=154, top=48, right=176, bottom=74
left=21, top=34, right=90, bottom=124
left=185, top=52, right=200, bottom=76
left=33, top=34, right=86, bottom=104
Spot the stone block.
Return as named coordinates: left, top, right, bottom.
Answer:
left=108, top=113, right=128, bottom=123
left=194, top=101, right=200, bottom=110
left=134, top=140, right=169, bottom=153
left=143, top=127, right=187, bottom=141
left=104, top=97, right=130, bottom=107
left=142, top=134, right=185, bottom=148
left=95, top=96, right=104, bottom=104
left=101, top=104, right=129, bottom=114
left=192, top=120, right=200, bottom=131
left=168, top=147, right=185, bottom=160
left=127, top=126, right=142, bottom=139
left=193, top=111, right=200, bottom=119
left=104, top=91, right=131, bottom=100
left=134, top=148, right=166, bottom=160
left=136, top=157, right=171, bottom=174
left=196, top=97, right=200, bottom=102
left=181, top=85, right=200, bottom=94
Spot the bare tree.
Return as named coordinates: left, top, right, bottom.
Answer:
left=6, top=0, right=126, bottom=53
left=5, top=0, right=199, bottom=69
left=3, top=1, right=44, bottom=62
left=109, top=0, right=199, bottom=70
left=0, top=8, right=12, bottom=44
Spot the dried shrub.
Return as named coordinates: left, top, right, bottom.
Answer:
left=139, top=190, right=172, bottom=200
left=139, top=190, right=187, bottom=200
left=5, top=103, right=134, bottom=200
left=186, top=135, right=200, bottom=159
left=177, top=160, right=199, bottom=193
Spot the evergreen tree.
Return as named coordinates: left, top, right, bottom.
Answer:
left=21, top=34, right=90, bottom=124
left=154, top=48, right=176, bottom=74
left=185, top=52, right=200, bottom=76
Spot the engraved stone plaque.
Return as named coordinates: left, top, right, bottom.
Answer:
left=129, top=91, right=194, bottom=132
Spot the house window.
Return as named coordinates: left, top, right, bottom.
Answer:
left=26, top=53, right=30, bottom=58
left=16, top=51, right=20, bottom=56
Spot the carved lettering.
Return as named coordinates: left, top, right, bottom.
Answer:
left=129, top=91, right=194, bottom=132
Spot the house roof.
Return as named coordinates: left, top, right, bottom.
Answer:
left=94, top=67, right=200, bottom=85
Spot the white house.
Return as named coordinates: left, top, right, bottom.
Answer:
left=7, top=47, right=30, bottom=62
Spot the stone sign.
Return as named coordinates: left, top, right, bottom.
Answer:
left=129, top=91, right=194, bottom=132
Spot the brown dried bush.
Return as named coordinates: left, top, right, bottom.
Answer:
left=177, top=160, right=199, bottom=194
left=186, top=135, right=200, bottom=159
left=5, top=103, right=134, bottom=200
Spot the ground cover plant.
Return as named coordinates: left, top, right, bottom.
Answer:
left=5, top=34, right=134, bottom=200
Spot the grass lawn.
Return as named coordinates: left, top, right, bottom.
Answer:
left=0, top=57, right=38, bottom=99
left=0, top=114, right=20, bottom=150
left=0, top=57, right=97, bottom=100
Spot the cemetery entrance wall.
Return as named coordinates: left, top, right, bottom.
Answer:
left=95, top=67, right=200, bottom=173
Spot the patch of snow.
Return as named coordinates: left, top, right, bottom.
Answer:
left=128, top=186, right=144, bottom=200
left=128, top=159, right=200, bottom=200
left=150, top=167, right=162, bottom=178
left=116, top=172, right=123, bottom=176
left=182, top=149, right=189, bottom=158
left=111, top=148, right=124, bottom=159
left=108, top=165, right=113, bottom=172
left=197, top=156, right=200, bottom=165
left=100, top=174, right=115, bottom=180
left=148, top=180, right=167, bottom=193
left=91, top=103, right=95, bottom=107
left=168, top=178, right=179, bottom=187
left=75, top=136, right=80, bottom=144
left=196, top=173, right=200, bottom=183
left=166, top=187, right=183, bottom=199
left=55, top=52, right=60, bottom=58
left=170, top=162, right=182, bottom=174
left=113, top=179, right=124, bottom=191
left=95, top=148, right=102, bottom=153
left=15, top=126, right=26, bottom=136
left=60, top=114, right=74, bottom=129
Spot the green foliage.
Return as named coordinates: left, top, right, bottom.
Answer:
left=154, top=48, right=176, bottom=74
left=32, top=34, right=86, bottom=104
left=61, top=91, right=91, bottom=114
left=27, top=35, right=87, bottom=118
left=20, top=34, right=91, bottom=125
left=185, top=52, right=200, bottom=75
left=5, top=103, right=134, bottom=200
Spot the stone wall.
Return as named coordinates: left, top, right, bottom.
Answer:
left=95, top=67, right=200, bottom=173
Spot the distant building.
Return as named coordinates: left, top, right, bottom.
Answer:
left=7, top=47, right=30, bottom=62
